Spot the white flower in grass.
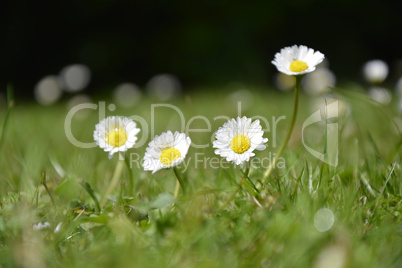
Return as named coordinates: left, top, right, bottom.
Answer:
left=272, top=45, right=325, bottom=76
left=93, top=116, right=140, bottom=159
left=143, top=131, right=191, bottom=174
left=33, top=222, right=51, bottom=231
left=213, top=116, right=268, bottom=165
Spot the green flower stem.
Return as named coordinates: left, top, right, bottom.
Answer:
left=173, top=167, right=186, bottom=197
left=173, top=179, right=181, bottom=199
left=124, top=154, right=134, bottom=195
left=100, top=157, right=124, bottom=208
left=218, top=163, right=250, bottom=211
left=263, top=75, right=301, bottom=181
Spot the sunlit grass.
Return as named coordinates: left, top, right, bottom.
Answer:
left=0, top=86, right=401, bottom=267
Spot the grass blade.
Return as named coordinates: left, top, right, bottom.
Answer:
left=78, top=179, right=101, bottom=213
left=0, top=84, right=15, bottom=152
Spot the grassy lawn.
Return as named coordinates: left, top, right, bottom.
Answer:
left=0, top=86, right=401, bottom=267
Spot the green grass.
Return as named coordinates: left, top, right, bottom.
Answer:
left=0, top=86, right=401, bottom=267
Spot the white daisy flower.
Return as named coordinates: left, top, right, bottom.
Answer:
left=93, top=116, right=140, bottom=159
left=363, top=59, right=388, bottom=84
left=143, top=131, right=191, bottom=174
left=213, top=116, right=268, bottom=165
left=272, top=45, right=325, bottom=76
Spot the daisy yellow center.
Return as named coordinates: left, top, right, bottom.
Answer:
left=289, top=60, right=308, bottom=72
left=231, top=135, right=251, bottom=154
left=106, top=128, right=128, bottom=147
left=160, top=147, right=181, bottom=165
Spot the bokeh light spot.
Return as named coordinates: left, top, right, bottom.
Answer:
left=368, top=86, right=391, bottom=105
left=108, top=104, right=116, bottom=111
left=314, top=208, right=335, bottom=232
left=113, top=83, right=142, bottom=108
left=59, top=64, right=91, bottom=92
left=146, top=74, right=181, bottom=101
left=34, top=76, right=62, bottom=105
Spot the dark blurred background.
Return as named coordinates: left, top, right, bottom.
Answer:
left=1, top=0, right=402, bottom=98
